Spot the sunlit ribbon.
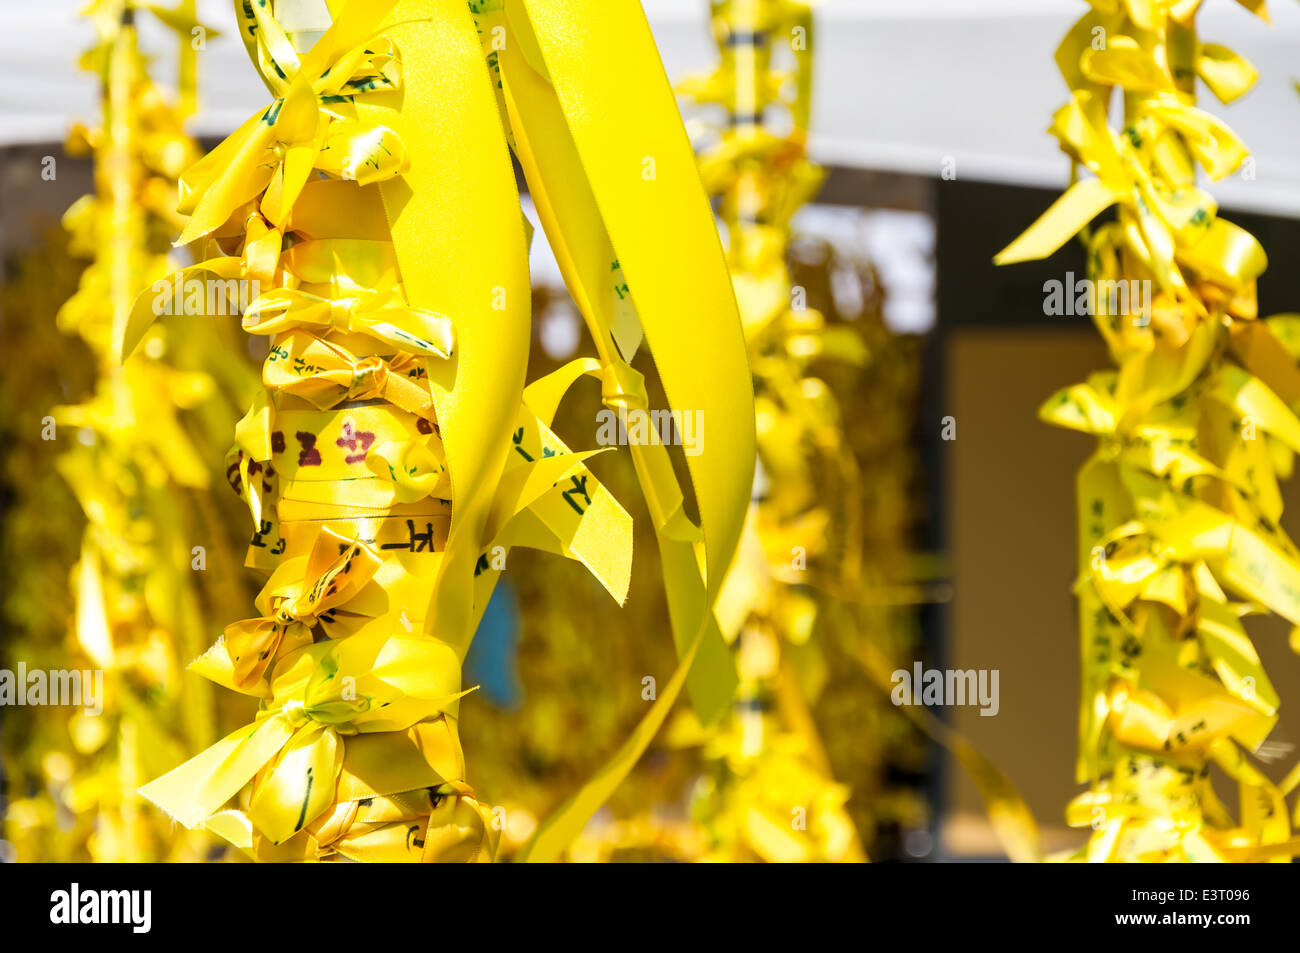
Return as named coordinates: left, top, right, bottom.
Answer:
left=995, top=93, right=1263, bottom=297
left=244, top=287, right=455, bottom=364
left=222, top=527, right=384, bottom=690
left=1000, top=0, right=1296, bottom=862
left=137, top=0, right=754, bottom=864
left=140, top=626, right=467, bottom=846
left=262, top=330, right=438, bottom=418
left=175, top=0, right=407, bottom=245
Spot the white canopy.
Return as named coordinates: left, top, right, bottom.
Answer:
left=4, top=0, right=1298, bottom=215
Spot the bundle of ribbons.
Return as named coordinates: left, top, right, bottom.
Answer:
left=2, top=0, right=259, bottom=861
left=665, top=0, right=1043, bottom=864
left=998, top=0, right=1300, bottom=862
left=135, top=0, right=756, bottom=863
left=670, top=0, right=864, bottom=863
left=784, top=237, right=933, bottom=857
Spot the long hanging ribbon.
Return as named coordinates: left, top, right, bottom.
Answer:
left=484, top=0, right=756, bottom=862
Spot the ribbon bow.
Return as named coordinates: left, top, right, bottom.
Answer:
left=264, top=330, right=438, bottom=421
left=174, top=0, right=407, bottom=247
left=139, top=625, right=466, bottom=846
left=201, top=717, right=497, bottom=862
left=1045, top=357, right=1300, bottom=495
left=222, top=528, right=385, bottom=690
left=245, top=287, right=454, bottom=362
left=996, top=92, right=1262, bottom=296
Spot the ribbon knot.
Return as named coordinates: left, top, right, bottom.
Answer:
left=995, top=91, right=1263, bottom=298
left=244, top=288, right=455, bottom=362
left=347, top=354, right=388, bottom=401
left=140, top=625, right=468, bottom=846
left=262, top=330, right=437, bottom=419
left=272, top=593, right=322, bottom=629
left=601, top=360, right=648, bottom=413
left=329, top=295, right=363, bottom=333
left=281, top=698, right=311, bottom=730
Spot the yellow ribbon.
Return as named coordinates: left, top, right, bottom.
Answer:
left=263, top=329, right=439, bottom=418
left=140, top=625, right=466, bottom=846
left=1003, top=0, right=1296, bottom=862
left=223, top=527, right=385, bottom=690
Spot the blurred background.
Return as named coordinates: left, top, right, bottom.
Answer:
left=2, top=0, right=1300, bottom=862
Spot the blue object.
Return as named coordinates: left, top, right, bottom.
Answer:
left=464, top=580, right=523, bottom=709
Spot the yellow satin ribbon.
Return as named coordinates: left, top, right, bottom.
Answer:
left=1001, top=0, right=1298, bottom=863
left=995, top=93, right=1263, bottom=298
left=461, top=1, right=754, bottom=718
left=460, top=0, right=757, bottom=860
left=262, top=330, right=438, bottom=418
left=138, top=0, right=754, bottom=864
left=245, top=287, right=455, bottom=362
left=140, top=626, right=467, bottom=846
left=223, top=526, right=386, bottom=690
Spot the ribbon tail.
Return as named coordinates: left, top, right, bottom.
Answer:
left=138, top=716, right=294, bottom=829
left=994, top=176, right=1118, bottom=265
left=518, top=608, right=711, bottom=862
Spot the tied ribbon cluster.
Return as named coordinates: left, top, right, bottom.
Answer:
left=998, top=0, right=1300, bottom=862
left=668, top=0, right=863, bottom=863
left=140, top=0, right=704, bottom=862
left=137, top=1, right=493, bottom=861
left=15, top=0, right=258, bottom=863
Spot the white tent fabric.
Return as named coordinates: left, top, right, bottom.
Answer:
left=3, top=0, right=1298, bottom=215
